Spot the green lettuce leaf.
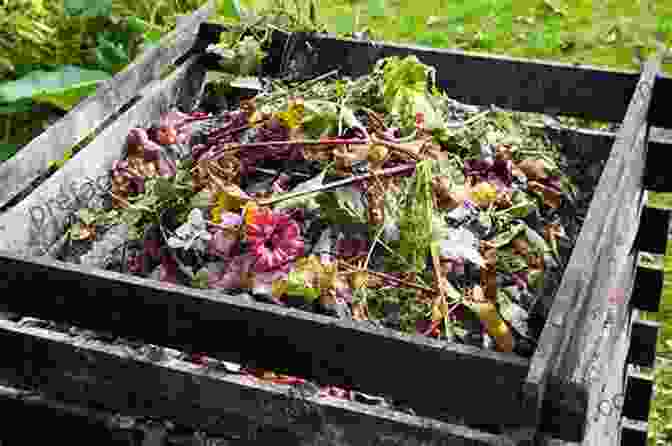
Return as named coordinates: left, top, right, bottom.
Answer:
left=381, top=56, right=443, bottom=132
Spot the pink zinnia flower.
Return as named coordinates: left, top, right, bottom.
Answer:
left=210, top=254, right=256, bottom=290
left=246, top=208, right=304, bottom=273
left=208, top=213, right=242, bottom=259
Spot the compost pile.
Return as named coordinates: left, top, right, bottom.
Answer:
left=60, top=55, right=587, bottom=368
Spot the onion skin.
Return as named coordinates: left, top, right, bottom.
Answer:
left=517, top=158, right=548, bottom=182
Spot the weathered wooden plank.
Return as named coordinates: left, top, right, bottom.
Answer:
left=0, top=251, right=531, bottom=429
left=279, top=32, right=672, bottom=126
left=524, top=53, right=660, bottom=442
left=643, top=134, right=672, bottom=192
left=649, top=73, right=672, bottom=128
left=631, top=265, right=664, bottom=312
left=619, top=419, right=648, bottom=446
left=576, top=308, right=633, bottom=446
left=622, top=371, right=653, bottom=422
left=0, top=1, right=216, bottom=210
left=537, top=304, right=636, bottom=446
left=627, top=318, right=660, bottom=368
left=0, top=385, right=143, bottom=445
left=0, top=320, right=504, bottom=446
left=633, top=206, right=671, bottom=254
left=537, top=248, right=638, bottom=442
left=0, top=56, right=207, bottom=257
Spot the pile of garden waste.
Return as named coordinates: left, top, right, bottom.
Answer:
left=61, top=54, right=588, bottom=366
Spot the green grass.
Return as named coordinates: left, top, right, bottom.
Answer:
left=252, top=0, right=672, bottom=74
left=647, top=192, right=672, bottom=357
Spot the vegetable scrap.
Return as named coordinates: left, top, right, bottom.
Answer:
left=61, top=53, right=589, bottom=364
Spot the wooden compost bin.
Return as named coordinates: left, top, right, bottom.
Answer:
left=0, top=6, right=670, bottom=444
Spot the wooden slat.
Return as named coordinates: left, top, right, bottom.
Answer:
left=0, top=320, right=504, bottom=446
left=633, top=206, right=671, bottom=254
left=278, top=33, right=672, bottom=126
left=649, top=73, right=672, bottom=128
left=0, top=1, right=216, bottom=210
left=537, top=306, right=637, bottom=446
left=643, top=134, right=672, bottom=192
left=0, top=385, right=143, bottom=446
left=619, top=419, right=648, bottom=446
left=631, top=265, right=664, bottom=312
left=0, top=56, right=207, bottom=257
left=524, top=53, right=660, bottom=442
left=0, top=251, right=531, bottom=429
left=622, top=372, right=653, bottom=422
left=627, top=318, right=660, bottom=368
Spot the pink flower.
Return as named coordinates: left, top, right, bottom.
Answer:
left=208, top=228, right=239, bottom=259
left=246, top=209, right=304, bottom=273
left=210, top=254, right=255, bottom=290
